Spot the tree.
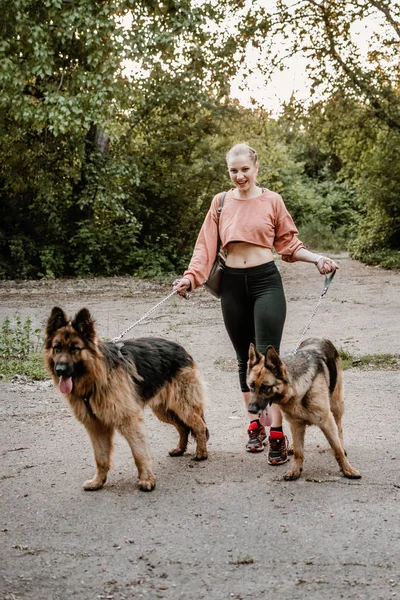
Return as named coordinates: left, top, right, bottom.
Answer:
left=247, top=0, right=400, bottom=265
left=245, top=0, right=399, bottom=130
left=0, top=0, right=251, bottom=278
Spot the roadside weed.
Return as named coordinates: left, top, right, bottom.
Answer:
left=339, top=349, right=399, bottom=370
left=0, top=316, right=47, bottom=381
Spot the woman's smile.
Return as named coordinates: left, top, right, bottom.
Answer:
left=227, top=154, right=259, bottom=197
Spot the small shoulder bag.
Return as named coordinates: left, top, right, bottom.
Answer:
left=203, top=192, right=227, bottom=299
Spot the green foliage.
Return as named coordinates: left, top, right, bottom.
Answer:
left=349, top=245, right=400, bottom=270
left=243, top=1, right=400, bottom=268
left=0, top=355, right=48, bottom=381
left=282, top=94, right=399, bottom=267
left=0, top=316, right=42, bottom=359
left=262, top=1, right=400, bottom=131
left=0, top=316, right=47, bottom=381
left=123, top=100, right=235, bottom=275
left=0, top=0, right=128, bottom=136
left=0, top=0, right=398, bottom=277
left=219, top=108, right=358, bottom=253
left=347, top=128, right=400, bottom=266
left=0, top=0, right=251, bottom=279
left=0, top=134, right=144, bottom=277
left=339, top=349, right=400, bottom=371
left=298, top=223, right=351, bottom=254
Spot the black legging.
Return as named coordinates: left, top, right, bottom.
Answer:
left=220, top=261, right=286, bottom=392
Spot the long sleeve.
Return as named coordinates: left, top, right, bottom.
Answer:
left=273, top=198, right=305, bottom=262
left=183, top=195, right=220, bottom=290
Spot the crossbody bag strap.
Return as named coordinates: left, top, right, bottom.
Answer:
left=216, top=191, right=226, bottom=252
left=217, top=191, right=226, bottom=215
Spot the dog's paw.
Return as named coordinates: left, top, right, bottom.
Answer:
left=83, top=478, right=105, bottom=491
left=192, top=452, right=208, bottom=461
left=343, top=468, right=362, bottom=479
left=283, top=469, right=302, bottom=481
left=168, top=447, right=185, bottom=457
left=138, top=476, right=156, bottom=492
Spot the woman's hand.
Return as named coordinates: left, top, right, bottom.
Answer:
left=173, top=277, right=191, bottom=298
left=293, top=248, right=339, bottom=274
left=314, top=256, right=339, bottom=274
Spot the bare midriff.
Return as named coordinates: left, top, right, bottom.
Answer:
left=225, top=242, right=274, bottom=268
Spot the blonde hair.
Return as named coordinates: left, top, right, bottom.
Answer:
left=226, top=143, right=258, bottom=166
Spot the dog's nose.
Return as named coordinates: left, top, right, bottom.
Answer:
left=55, top=363, right=72, bottom=376
left=247, top=403, right=259, bottom=414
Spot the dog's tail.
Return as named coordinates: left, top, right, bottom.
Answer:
left=202, top=411, right=210, bottom=441
left=321, top=339, right=340, bottom=394
left=164, top=409, right=209, bottom=441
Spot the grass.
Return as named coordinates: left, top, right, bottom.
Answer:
left=0, top=316, right=398, bottom=382
left=216, top=351, right=399, bottom=373
left=0, top=354, right=47, bottom=381
left=338, top=349, right=399, bottom=371
left=0, top=316, right=47, bottom=381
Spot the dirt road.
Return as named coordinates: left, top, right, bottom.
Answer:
left=1, top=255, right=399, bottom=600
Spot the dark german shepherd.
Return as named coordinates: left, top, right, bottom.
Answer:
left=44, top=307, right=208, bottom=492
left=247, top=338, right=361, bottom=481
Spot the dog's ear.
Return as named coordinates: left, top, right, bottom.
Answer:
left=265, top=346, right=286, bottom=380
left=71, top=308, right=97, bottom=342
left=248, top=343, right=262, bottom=368
left=46, top=307, right=68, bottom=338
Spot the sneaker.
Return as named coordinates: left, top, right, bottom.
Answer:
left=246, top=420, right=267, bottom=453
left=268, top=431, right=289, bottom=465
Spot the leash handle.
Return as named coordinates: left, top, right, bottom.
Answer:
left=321, top=269, right=336, bottom=297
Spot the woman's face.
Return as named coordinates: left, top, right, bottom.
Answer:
left=227, top=153, right=259, bottom=192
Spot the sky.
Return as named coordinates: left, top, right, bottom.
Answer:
left=122, top=1, right=311, bottom=115
left=230, top=54, right=311, bottom=115
left=223, top=0, right=312, bottom=114
left=228, top=4, right=383, bottom=115
left=122, top=1, right=386, bottom=116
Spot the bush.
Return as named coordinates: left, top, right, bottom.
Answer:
left=0, top=316, right=47, bottom=381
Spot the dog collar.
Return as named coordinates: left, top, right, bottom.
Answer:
left=83, top=390, right=96, bottom=419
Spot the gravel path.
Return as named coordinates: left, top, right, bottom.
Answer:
left=1, top=255, right=399, bottom=600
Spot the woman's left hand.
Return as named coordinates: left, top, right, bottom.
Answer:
left=315, top=256, right=339, bottom=274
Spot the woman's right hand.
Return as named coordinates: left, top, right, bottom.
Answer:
left=173, top=277, right=191, bottom=298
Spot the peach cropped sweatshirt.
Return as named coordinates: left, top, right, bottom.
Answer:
left=183, top=188, right=305, bottom=290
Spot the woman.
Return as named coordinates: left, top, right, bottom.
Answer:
left=173, top=143, right=338, bottom=464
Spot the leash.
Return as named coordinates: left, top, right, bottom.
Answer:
left=292, top=270, right=336, bottom=354
left=110, top=271, right=336, bottom=347
left=111, top=290, right=179, bottom=343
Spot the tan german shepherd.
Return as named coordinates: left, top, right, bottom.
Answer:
left=247, top=338, right=361, bottom=480
left=44, top=307, right=208, bottom=492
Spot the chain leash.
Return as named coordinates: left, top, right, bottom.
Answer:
left=292, top=270, right=336, bottom=354
left=110, top=271, right=336, bottom=348
left=111, top=290, right=178, bottom=344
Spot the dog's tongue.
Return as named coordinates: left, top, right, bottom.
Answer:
left=59, top=376, right=73, bottom=395
left=259, top=405, right=272, bottom=427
